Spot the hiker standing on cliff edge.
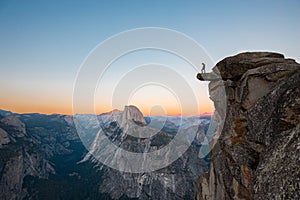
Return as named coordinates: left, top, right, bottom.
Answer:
left=201, top=63, right=206, bottom=73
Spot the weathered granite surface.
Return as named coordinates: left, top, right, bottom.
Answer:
left=195, top=52, right=300, bottom=200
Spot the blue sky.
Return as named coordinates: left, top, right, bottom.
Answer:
left=0, top=0, right=299, bottom=114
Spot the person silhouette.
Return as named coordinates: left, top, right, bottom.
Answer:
left=201, top=63, right=206, bottom=73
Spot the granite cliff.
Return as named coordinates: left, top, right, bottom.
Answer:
left=195, top=52, right=300, bottom=199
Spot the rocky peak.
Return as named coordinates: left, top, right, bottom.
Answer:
left=119, top=105, right=146, bottom=125
left=101, top=109, right=121, bottom=115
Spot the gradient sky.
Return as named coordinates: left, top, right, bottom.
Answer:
left=0, top=0, right=299, bottom=115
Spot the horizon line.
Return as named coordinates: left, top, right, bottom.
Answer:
left=0, top=108, right=213, bottom=117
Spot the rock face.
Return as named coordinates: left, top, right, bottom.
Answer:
left=84, top=105, right=209, bottom=199
left=0, top=128, right=10, bottom=147
left=195, top=52, right=300, bottom=199
left=0, top=114, right=92, bottom=200
left=119, top=105, right=147, bottom=125
left=0, top=116, right=26, bottom=138
left=0, top=115, right=55, bottom=200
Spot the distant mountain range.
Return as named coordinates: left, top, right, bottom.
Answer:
left=0, top=110, right=14, bottom=117
left=0, top=106, right=212, bottom=199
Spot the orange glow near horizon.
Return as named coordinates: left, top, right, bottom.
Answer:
left=1, top=82, right=214, bottom=116
left=0, top=101, right=213, bottom=116
left=1, top=100, right=213, bottom=116
left=92, top=82, right=214, bottom=116
left=0, top=101, right=73, bottom=115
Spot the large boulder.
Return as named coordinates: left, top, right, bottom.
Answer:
left=212, top=52, right=297, bottom=80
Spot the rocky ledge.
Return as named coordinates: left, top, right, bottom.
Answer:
left=195, top=52, right=300, bottom=200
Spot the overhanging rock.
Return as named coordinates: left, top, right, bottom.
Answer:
left=196, top=72, right=221, bottom=81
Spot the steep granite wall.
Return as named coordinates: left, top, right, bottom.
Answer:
left=195, top=52, right=300, bottom=200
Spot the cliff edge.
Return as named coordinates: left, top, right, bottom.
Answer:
left=195, top=52, right=300, bottom=200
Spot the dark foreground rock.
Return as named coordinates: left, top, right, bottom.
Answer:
left=195, top=52, right=300, bottom=199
